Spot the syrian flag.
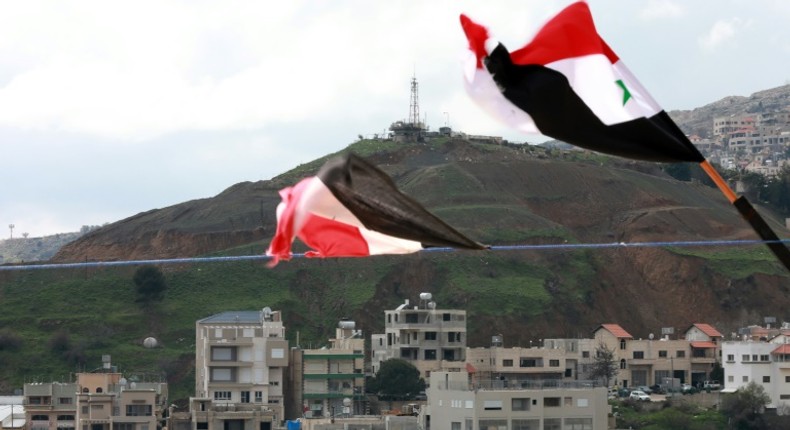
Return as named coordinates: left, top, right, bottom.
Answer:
left=266, top=153, right=486, bottom=266
left=460, top=1, right=703, bottom=163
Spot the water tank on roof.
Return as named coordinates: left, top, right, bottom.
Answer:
left=339, top=320, right=356, bottom=330
left=419, top=293, right=432, bottom=301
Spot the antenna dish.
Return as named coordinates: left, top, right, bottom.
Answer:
left=427, top=301, right=436, bottom=309
left=143, top=337, right=158, bottom=348
left=649, top=333, right=654, bottom=340
left=262, top=307, right=273, bottom=321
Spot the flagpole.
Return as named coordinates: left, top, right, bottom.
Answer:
left=698, top=160, right=790, bottom=270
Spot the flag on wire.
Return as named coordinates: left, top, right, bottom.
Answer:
left=460, top=0, right=790, bottom=272
left=266, top=153, right=486, bottom=266
left=460, top=1, right=703, bottom=163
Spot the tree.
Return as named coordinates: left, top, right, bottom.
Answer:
left=367, top=358, right=425, bottom=400
left=721, top=381, right=770, bottom=429
left=589, top=342, right=618, bottom=387
left=133, top=265, right=167, bottom=303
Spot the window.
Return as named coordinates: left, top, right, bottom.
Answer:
left=549, top=359, right=560, bottom=367
left=544, top=418, right=561, bottom=430
left=728, top=376, right=734, bottom=382
left=582, top=351, right=590, bottom=358
left=126, top=405, right=152, bottom=417
left=620, top=339, right=626, bottom=350
left=214, top=391, right=232, bottom=400
left=659, top=350, right=667, bottom=358
left=31, top=415, right=49, bottom=421
left=786, top=376, right=790, bottom=383
left=451, top=422, right=461, bottom=430
left=197, top=423, right=209, bottom=430
left=255, top=391, right=263, bottom=402
left=424, top=332, right=437, bottom=340
left=211, top=347, right=235, bottom=361
left=564, top=418, right=593, bottom=430
left=443, top=313, right=451, bottom=321
left=59, top=398, right=73, bottom=405
left=405, top=313, right=418, bottom=323
left=58, top=415, right=75, bottom=421
left=483, top=400, right=502, bottom=410
left=511, top=419, right=539, bottom=430
left=743, top=354, right=750, bottom=362
left=760, top=355, right=770, bottom=362
left=620, top=359, right=627, bottom=369
left=81, top=406, right=88, bottom=414
left=633, top=351, right=644, bottom=359
left=743, top=376, right=749, bottom=383
left=676, top=351, right=685, bottom=358
left=577, top=398, right=589, bottom=407
left=565, top=368, right=573, bottom=377
left=241, top=391, right=250, bottom=403
left=503, top=359, right=514, bottom=367
left=763, top=376, right=771, bottom=383
left=211, top=368, right=235, bottom=382
left=727, top=354, right=735, bottom=362
left=448, top=332, right=461, bottom=342
left=564, top=397, right=572, bottom=406
left=113, top=424, right=134, bottom=430
left=520, top=358, right=541, bottom=367
left=478, top=420, right=506, bottom=430
left=424, top=350, right=436, bottom=360
left=544, top=397, right=561, bottom=407
left=511, top=398, right=530, bottom=411
left=752, top=355, right=758, bottom=361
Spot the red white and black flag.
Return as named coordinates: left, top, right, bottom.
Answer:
left=266, top=153, right=486, bottom=265
left=460, top=1, right=703, bottom=163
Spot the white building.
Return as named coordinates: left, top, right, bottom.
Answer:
left=193, top=307, right=289, bottom=429
left=722, top=340, right=790, bottom=409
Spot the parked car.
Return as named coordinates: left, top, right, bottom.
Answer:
left=636, top=385, right=653, bottom=395
left=649, top=384, right=664, bottom=394
left=703, top=380, right=722, bottom=390
left=629, top=390, right=651, bottom=401
left=680, top=383, right=697, bottom=394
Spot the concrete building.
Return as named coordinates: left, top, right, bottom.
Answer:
left=193, top=307, right=289, bottom=429
left=593, top=323, right=722, bottom=388
left=296, top=320, right=366, bottom=419
left=722, top=339, right=790, bottom=410
left=371, top=295, right=466, bottom=380
left=23, top=360, right=167, bottom=430
left=466, top=336, right=598, bottom=385
left=426, top=371, right=608, bottom=430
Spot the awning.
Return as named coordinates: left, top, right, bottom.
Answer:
left=690, top=341, right=716, bottom=349
left=465, top=362, right=477, bottom=374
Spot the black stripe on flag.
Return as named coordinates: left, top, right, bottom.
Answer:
left=485, top=44, right=704, bottom=163
left=317, top=153, right=487, bottom=250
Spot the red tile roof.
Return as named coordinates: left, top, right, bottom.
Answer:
left=771, top=344, right=790, bottom=355
left=690, top=341, right=716, bottom=349
left=598, top=324, right=633, bottom=339
left=691, top=323, right=723, bottom=338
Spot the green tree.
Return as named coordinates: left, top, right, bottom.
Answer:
left=589, top=342, right=618, bottom=387
left=133, top=265, right=167, bottom=303
left=721, top=381, right=770, bottom=429
left=367, top=358, right=425, bottom=400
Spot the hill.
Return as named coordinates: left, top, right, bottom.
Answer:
left=0, top=232, right=81, bottom=264
left=2, top=86, right=790, bottom=400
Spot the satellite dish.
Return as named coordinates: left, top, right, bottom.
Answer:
left=262, top=307, right=273, bottom=321
left=427, top=301, right=436, bottom=309
left=143, top=337, right=158, bottom=348
left=343, top=398, right=352, bottom=407
left=649, top=333, right=654, bottom=340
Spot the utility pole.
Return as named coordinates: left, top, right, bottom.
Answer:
left=8, top=224, right=14, bottom=239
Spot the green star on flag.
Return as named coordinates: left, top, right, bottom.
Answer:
left=615, top=79, right=632, bottom=106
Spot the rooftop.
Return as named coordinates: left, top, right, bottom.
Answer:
left=598, top=324, right=633, bottom=339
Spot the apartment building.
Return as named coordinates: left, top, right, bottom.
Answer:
left=194, top=307, right=289, bottom=429
left=23, top=360, right=167, bottom=430
left=426, top=371, right=608, bottom=430
left=296, top=320, right=366, bottom=419
left=371, top=295, right=466, bottom=379
left=593, top=323, right=722, bottom=388
left=466, top=336, right=598, bottom=385
left=722, top=336, right=790, bottom=409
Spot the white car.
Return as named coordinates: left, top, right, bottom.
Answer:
left=629, top=390, right=651, bottom=401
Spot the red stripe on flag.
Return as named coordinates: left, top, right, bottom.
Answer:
left=298, top=213, right=370, bottom=259
left=509, top=1, right=619, bottom=66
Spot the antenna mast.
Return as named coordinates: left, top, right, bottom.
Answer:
left=409, top=74, right=420, bottom=127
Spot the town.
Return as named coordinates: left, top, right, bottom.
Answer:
left=2, top=292, right=789, bottom=430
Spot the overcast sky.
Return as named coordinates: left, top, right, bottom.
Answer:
left=2, top=0, right=789, bottom=238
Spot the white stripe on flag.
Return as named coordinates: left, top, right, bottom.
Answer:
left=546, top=54, right=662, bottom=126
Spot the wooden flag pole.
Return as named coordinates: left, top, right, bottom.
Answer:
left=699, top=160, right=790, bottom=271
